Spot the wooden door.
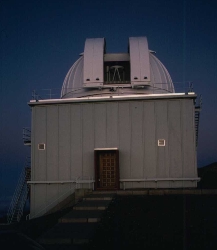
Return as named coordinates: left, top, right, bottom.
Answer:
left=95, top=150, right=119, bottom=190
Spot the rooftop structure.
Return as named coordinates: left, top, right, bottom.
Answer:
left=61, top=37, right=174, bottom=98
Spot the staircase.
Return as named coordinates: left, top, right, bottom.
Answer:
left=37, top=193, right=115, bottom=249
left=7, top=165, right=31, bottom=224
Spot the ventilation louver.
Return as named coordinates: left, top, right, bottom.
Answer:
left=158, top=139, right=165, bottom=146
left=38, top=143, right=45, bottom=150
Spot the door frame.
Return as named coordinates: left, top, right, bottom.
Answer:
left=94, top=148, right=119, bottom=190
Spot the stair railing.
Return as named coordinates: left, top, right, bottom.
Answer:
left=27, top=176, right=94, bottom=220
left=29, top=183, right=77, bottom=220
left=7, top=157, right=31, bottom=224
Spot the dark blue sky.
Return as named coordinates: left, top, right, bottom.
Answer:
left=0, top=0, right=217, bottom=202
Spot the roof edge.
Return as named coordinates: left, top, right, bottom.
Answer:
left=28, top=93, right=197, bottom=106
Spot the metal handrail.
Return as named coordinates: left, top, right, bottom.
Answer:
left=31, top=82, right=194, bottom=100
left=29, top=183, right=76, bottom=220
left=28, top=176, right=94, bottom=220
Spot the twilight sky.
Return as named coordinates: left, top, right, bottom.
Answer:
left=0, top=0, right=217, bottom=202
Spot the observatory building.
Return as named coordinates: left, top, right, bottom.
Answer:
left=27, top=37, right=200, bottom=218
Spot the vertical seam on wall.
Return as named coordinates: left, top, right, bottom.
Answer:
left=154, top=101, right=157, bottom=179
left=105, top=103, right=107, bottom=147
left=180, top=100, right=183, bottom=182
left=166, top=101, right=169, bottom=179
left=167, top=101, right=170, bottom=182
left=92, top=103, right=95, bottom=179
left=81, top=104, right=83, bottom=178
left=142, top=101, right=145, bottom=187
left=32, top=107, right=35, bottom=215
left=93, top=103, right=95, bottom=149
left=117, top=102, right=120, bottom=187
left=45, top=107, right=47, bottom=210
left=192, top=100, right=196, bottom=175
left=129, top=102, right=132, bottom=186
left=117, top=102, right=119, bottom=149
left=70, top=105, right=72, bottom=180
left=32, top=108, right=35, bottom=182
left=57, top=105, right=59, bottom=199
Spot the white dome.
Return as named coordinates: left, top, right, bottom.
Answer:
left=61, top=37, right=174, bottom=99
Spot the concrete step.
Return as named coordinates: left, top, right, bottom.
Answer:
left=91, top=191, right=117, bottom=195
left=59, top=210, right=103, bottom=223
left=83, top=193, right=115, bottom=201
left=73, top=200, right=111, bottom=210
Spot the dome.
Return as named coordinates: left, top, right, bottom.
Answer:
left=61, top=37, right=174, bottom=99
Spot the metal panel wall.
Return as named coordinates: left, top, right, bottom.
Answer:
left=168, top=101, right=182, bottom=188
left=155, top=101, right=169, bottom=188
left=82, top=104, right=94, bottom=177
left=143, top=102, right=156, bottom=188
left=31, top=97, right=198, bottom=216
left=71, top=105, right=82, bottom=177
left=106, top=102, right=118, bottom=148
left=118, top=102, right=131, bottom=180
left=94, top=103, right=106, bottom=148
left=181, top=100, right=197, bottom=178
left=130, top=101, right=144, bottom=187
left=46, top=106, right=59, bottom=209
left=31, top=106, right=47, bottom=217
left=34, top=107, right=47, bottom=181
left=58, top=105, right=71, bottom=195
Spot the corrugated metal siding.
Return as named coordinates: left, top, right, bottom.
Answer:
left=31, top=98, right=197, bottom=216
left=82, top=104, right=94, bottom=177
left=34, top=107, right=47, bottom=181
left=106, top=102, right=119, bottom=148
left=71, top=105, right=82, bottom=177
left=46, top=106, right=59, bottom=210
left=118, top=102, right=131, bottom=179
left=47, top=106, right=59, bottom=181
left=181, top=100, right=197, bottom=177
left=94, top=103, right=106, bottom=148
